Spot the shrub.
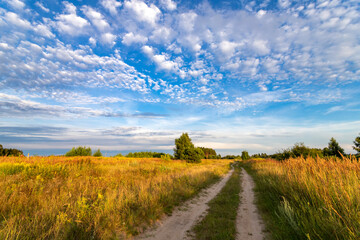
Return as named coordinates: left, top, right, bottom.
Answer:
left=65, top=146, right=92, bottom=157
left=93, top=149, right=102, bottom=157
left=241, top=150, right=250, bottom=160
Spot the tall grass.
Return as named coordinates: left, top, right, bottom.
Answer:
left=242, top=157, right=360, bottom=240
left=0, top=156, right=232, bottom=239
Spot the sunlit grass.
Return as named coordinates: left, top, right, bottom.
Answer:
left=242, top=156, right=360, bottom=240
left=0, top=156, right=232, bottom=239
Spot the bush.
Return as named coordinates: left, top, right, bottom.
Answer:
left=241, top=151, right=250, bottom=160
left=65, top=146, right=92, bottom=157
left=93, top=149, right=102, bottom=157
left=160, top=154, right=172, bottom=161
left=184, top=147, right=204, bottom=163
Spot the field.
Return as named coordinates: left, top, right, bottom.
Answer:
left=242, top=156, right=360, bottom=240
left=0, top=156, right=232, bottom=239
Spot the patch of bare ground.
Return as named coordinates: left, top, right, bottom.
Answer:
left=236, top=168, right=266, bottom=240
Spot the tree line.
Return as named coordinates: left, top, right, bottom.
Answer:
left=0, top=144, right=23, bottom=156
left=3, top=133, right=360, bottom=162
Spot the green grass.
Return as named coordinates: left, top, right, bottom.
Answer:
left=192, top=162, right=241, bottom=240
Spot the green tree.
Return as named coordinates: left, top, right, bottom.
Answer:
left=353, top=133, right=360, bottom=154
left=241, top=150, right=250, bottom=160
left=174, top=133, right=194, bottom=160
left=93, top=149, right=102, bottom=157
left=323, top=137, right=345, bottom=158
left=174, top=133, right=203, bottom=163
left=199, top=147, right=218, bottom=159
left=65, top=146, right=92, bottom=157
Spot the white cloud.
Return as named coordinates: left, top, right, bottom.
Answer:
left=82, top=6, right=110, bottom=32
left=101, top=0, right=122, bottom=15
left=124, top=0, right=161, bottom=26
left=35, top=2, right=50, bottom=13
left=4, top=12, right=31, bottom=29
left=5, top=0, right=25, bottom=9
left=89, top=37, right=97, bottom=46
left=122, top=32, right=148, bottom=45
left=252, top=39, right=270, bottom=55
left=160, top=0, right=177, bottom=11
left=34, top=24, right=55, bottom=38
left=56, top=2, right=90, bottom=35
left=150, top=27, right=174, bottom=43
left=178, top=12, right=197, bottom=32
left=219, top=40, right=239, bottom=58
left=142, top=45, right=184, bottom=76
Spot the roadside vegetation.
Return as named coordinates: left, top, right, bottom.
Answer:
left=241, top=156, right=360, bottom=240
left=192, top=162, right=241, bottom=240
left=0, top=156, right=232, bottom=239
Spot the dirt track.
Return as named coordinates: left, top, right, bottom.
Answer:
left=236, top=168, right=266, bottom=240
left=136, top=168, right=234, bottom=240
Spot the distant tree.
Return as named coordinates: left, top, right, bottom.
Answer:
left=199, top=147, right=219, bottom=159
left=125, top=151, right=167, bottom=158
left=353, top=133, right=360, bottom=154
left=241, top=151, right=250, bottom=160
left=174, top=133, right=194, bottom=160
left=174, top=133, right=203, bottom=163
left=222, top=155, right=240, bottom=159
left=251, top=153, right=270, bottom=159
left=65, top=146, right=92, bottom=157
left=0, top=144, right=23, bottom=156
left=93, top=149, right=102, bottom=157
left=323, top=137, right=345, bottom=158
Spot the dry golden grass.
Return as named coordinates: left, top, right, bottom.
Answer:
left=242, top=156, right=360, bottom=240
left=0, top=156, right=232, bottom=239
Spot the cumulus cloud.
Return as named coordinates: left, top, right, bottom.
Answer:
left=122, top=32, right=148, bottom=45
left=5, top=0, right=25, bottom=10
left=124, top=0, right=161, bottom=26
left=160, top=0, right=177, bottom=11
left=101, top=0, right=122, bottom=15
left=56, top=2, right=90, bottom=35
left=4, top=12, right=31, bottom=29
left=82, top=6, right=110, bottom=32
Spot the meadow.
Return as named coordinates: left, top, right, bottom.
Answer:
left=242, top=156, right=360, bottom=240
left=0, top=156, right=232, bottom=239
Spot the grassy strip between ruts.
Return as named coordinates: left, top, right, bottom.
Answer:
left=191, top=161, right=241, bottom=240
left=241, top=157, right=360, bottom=240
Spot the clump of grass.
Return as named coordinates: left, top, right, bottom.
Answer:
left=192, top=162, right=241, bottom=240
left=0, top=156, right=232, bottom=239
left=242, top=156, right=360, bottom=240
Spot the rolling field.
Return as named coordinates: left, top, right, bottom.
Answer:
left=242, top=156, right=360, bottom=240
left=0, top=156, right=232, bottom=239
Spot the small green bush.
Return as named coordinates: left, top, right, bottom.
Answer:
left=93, top=149, right=102, bottom=157
left=65, top=146, right=92, bottom=157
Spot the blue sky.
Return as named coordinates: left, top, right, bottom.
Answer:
left=0, top=0, right=359, bottom=155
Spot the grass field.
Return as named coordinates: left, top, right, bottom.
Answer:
left=242, top=156, right=360, bottom=240
left=0, top=156, right=232, bottom=239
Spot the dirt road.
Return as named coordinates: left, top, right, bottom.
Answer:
left=136, top=168, right=234, bottom=240
left=236, top=168, right=266, bottom=240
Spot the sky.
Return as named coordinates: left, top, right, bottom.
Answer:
left=0, top=0, right=359, bottom=156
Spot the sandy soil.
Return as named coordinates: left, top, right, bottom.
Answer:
left=236, top=168, right=266, bottom=240
left=136, top=168, right=234, bottom=240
